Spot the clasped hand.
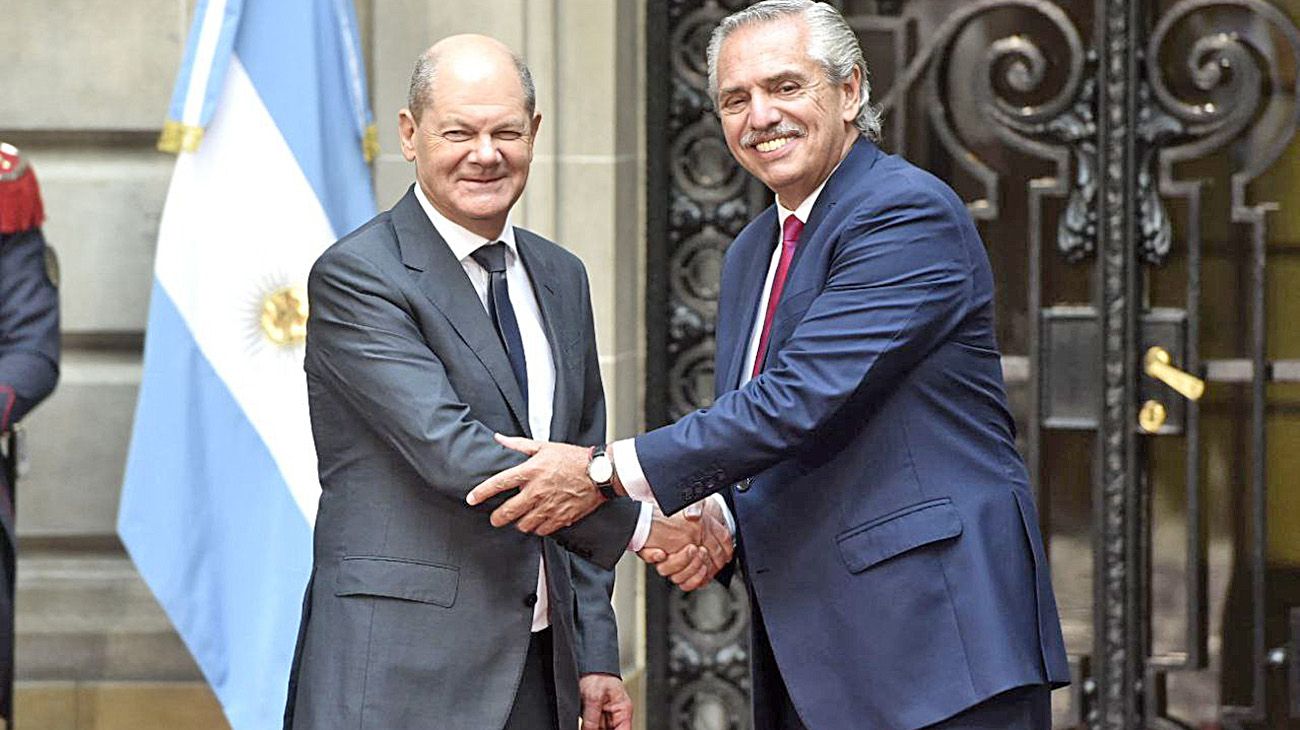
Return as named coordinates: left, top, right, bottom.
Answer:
left=466, top=435, right=734, bottom=590
left=638, top=499, right=733, bottom=591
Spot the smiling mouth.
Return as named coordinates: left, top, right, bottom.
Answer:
left=754, top=137, right=793, bottom=153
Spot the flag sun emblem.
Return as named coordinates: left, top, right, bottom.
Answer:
left=248, top=280, right=309, bottom=350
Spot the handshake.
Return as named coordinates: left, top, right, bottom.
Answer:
left=638, top=499, right=734, bottom=591
left=467, top=436, right=735, bottom=591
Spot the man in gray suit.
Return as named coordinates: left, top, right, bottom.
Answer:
left=282, top=35, right=713, bottom=730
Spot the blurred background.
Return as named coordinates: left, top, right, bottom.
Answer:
left=2, top=0, right=1299, bottom=728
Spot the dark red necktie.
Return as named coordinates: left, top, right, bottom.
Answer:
left=751, top=214, right=804, bottom=377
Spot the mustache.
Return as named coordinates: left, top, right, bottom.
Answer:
left=740, top=124, right=806, bottom=148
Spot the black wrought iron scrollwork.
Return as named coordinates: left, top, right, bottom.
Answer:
left=866, top=0, right=1300, bottom=269
left=655, top=2, right=766, bottom=727
left=1148, top=0, right=1300, bottom=223
left=663, top=577, right=753, bottom=730
left=1050, top=75, right=1099, bottom=262
left=876, top=0, right=1104, bottom=260
left=1144, top=2, right=1300, bottom=727
left=1136, top=82, right=1182, bottom=265
left=875, top=0, right=1086, bottom=222
left=1094, top=0, right=1140, bottom=725
left=650, top=1, right=1300, bottom=728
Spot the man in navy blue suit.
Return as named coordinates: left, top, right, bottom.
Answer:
left=469, top=1, right=1070, bottom=727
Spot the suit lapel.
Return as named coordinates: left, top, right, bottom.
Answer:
left=718, top=208, right=780, bottom=393
left=390, top=188, right=531, bottom=433
left=514, top=231, right=577, bottom=440
left=752, top=138, right=886, bottom=373
left=794, top=137, right=880, bottom=259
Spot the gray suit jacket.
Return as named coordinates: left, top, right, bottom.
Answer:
left=284, top=188, right=640, bottom=730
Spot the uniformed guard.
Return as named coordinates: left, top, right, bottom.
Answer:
left=0, top=142, right=59, bottom=726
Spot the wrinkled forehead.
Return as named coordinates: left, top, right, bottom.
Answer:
left=426, top=66, right=531, bottom=121
left=716, top=20, right=818, bottom=93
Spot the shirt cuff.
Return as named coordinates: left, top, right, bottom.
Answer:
left=611, top=438, right=658, bottom=508
left=626, top=502, right=654, bottom=552
left=710, top=493, right=736, bottom=536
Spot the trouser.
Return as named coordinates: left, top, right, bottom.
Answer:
left=503, top=628, right=558, bottom=730
left=921, top=684, right=1051, bottom=729
left=750, top=599, right=809, bottom=730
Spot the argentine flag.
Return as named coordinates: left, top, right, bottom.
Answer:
left=118, top=0, right=376, bottom=727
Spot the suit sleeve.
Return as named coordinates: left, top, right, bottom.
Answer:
left=637, top=185, right=975, bottom=515
left=568, top=265, right=623, bottom=676
left=0, top=228, right=59, bottom=431
left=306, top=246, right=637, bottom=568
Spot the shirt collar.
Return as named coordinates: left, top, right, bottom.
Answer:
left=776, top=159, right=842, bottom=228
left=413, top=183, right=519, bottom=262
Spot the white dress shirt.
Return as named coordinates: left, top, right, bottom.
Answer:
left=616, top=173, right=836, bottom=542
left=414, top=185, right=557, bottom=631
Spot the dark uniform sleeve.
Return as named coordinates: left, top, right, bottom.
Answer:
left=0, top=147, right=59, bottom=431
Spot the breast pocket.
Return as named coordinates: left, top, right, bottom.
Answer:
left=835, top=498, right=963, bottom=573
left=334, top=556, right=459, bottom=607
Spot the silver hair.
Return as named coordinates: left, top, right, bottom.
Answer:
left=706, top=0, right=882, bottom=141
left=406, top=46, right=537, bottom=121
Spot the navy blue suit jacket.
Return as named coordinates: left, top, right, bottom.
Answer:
left=635, top=139, right=1070, bottom=729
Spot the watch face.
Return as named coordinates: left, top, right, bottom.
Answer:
left=588, top=455, right=614, bottom=484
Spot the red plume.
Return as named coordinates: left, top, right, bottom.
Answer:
left=0, top=146, right=46, bottom=234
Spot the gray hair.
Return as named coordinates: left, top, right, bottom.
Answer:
left=407, top=47, right=537, bottom=121
left=706, top=0, right=882, bottom=141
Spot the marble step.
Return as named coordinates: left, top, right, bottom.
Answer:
left=15, top=681, right=227, bottom=730
left=15, top=548, right=202, bottom=682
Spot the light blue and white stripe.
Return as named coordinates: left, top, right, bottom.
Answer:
left=120, top=2, right=376, bottom=728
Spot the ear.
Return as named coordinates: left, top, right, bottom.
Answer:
left=527, top=112, right=542, bottom=158
left=841, top=66, right=863, bottom=123
left=397, top=108, right=419, bottom=162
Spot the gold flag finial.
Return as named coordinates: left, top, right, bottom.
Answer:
left=363, top=123, right=380, bottom=164
left=158, top=120, right=206, bottom=154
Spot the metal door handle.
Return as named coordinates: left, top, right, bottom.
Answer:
left=1143, top=347, right=1205, bottom=401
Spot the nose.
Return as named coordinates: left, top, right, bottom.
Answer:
left=468, top=133, right=502, bottom=165
left=748, top=91, right=781, bottom=131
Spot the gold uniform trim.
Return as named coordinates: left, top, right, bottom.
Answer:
left=158, top=120, right=206, bottom=154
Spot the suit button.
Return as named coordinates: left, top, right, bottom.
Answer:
left=734, top=478, right=751, bottom=493
left=523, top=593, right=538, bottom=608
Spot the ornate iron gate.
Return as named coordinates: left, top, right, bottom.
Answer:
left=645, top=1, right=1300, bottom=728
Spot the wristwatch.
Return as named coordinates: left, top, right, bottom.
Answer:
left=587, top=444, right=618, bottom=500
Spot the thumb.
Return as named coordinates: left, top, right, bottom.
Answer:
left=682, top=501, right=703, bottom=522
left=581, top=698, right=603, bottom=730
left=494, top=433, right=542, bottom=455
left=638, top=548, right=668, bottom=563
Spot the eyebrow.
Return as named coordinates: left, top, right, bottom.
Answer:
left=719, top=70, right=810, bottom=97
left=438, top=117, right=528, bottom=131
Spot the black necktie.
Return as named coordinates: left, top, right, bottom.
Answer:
left=471, top=242, right=528, bottom=402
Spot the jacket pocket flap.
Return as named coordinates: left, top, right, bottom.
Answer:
left=334, top=556, right=459, bottom=607
left=836, top=498, right=963, bottom=573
